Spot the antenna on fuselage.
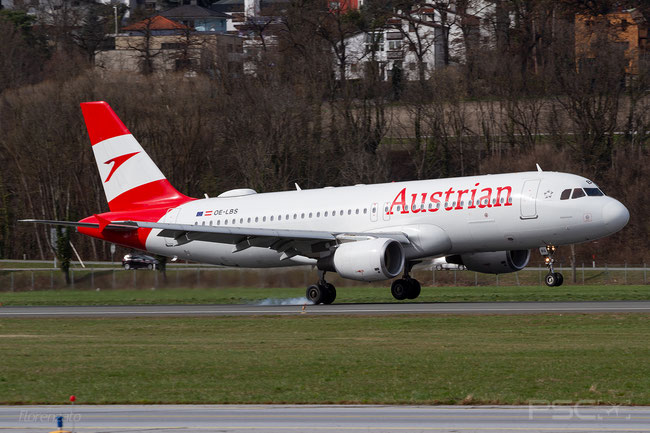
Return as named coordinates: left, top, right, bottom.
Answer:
left=536, top=164, right=543, bottom=172
left=295, top=183, right=302, bottom=191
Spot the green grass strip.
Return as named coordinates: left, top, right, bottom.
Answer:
left=1, top=285, right=648, bottom=306
left=1, top=314, right=649, bottom=405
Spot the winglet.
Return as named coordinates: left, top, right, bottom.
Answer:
left=536, top=163, right=543, bottom=172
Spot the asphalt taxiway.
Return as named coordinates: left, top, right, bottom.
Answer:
left=1, top=301, right=650, bottom=318
left=2, top=404, right=649, bottom=432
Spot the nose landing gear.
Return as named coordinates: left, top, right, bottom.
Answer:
left=541, top=245, right=563, bottom=287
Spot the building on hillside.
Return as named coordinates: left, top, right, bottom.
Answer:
left=95, top=14, right=243, bottom=74
left=159, top=3, right=230, bottom=32
left=575, top=8, right=649, bottom=76
left=338, top=6, right=476, bottom=81
left=211, top=0, right=289, bottom=32
left=327, top=0, right=364, bottom=13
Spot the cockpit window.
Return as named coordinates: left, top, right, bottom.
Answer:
left=572, top=188, right=586, bottom=199
left=560, top=189, right=571, bottom=200
left=584, top=188, right=604, bottom=196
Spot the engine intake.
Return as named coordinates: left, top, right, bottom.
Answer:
left=319, top=238, right=405, bottom=282
left=446, top=250, right=530, bottom=274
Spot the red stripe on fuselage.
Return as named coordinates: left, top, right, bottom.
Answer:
left=77, top=205, right=187, bottom=251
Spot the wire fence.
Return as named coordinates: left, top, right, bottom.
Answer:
left=0, top=262, right=648, bottom=291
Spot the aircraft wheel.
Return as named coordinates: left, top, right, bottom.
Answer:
left=406, top=278, right=421, bottom=299
left=545, top=273, right=557, bottom=287
left=124, top=263, right=130, bottom=270
left=554, top=272, right=564, bottom=287
left=321, top=283, right=336, bottom=305
left=147, top=264, right=153, bottom=270
left=391, top=279, right=408, bottom=300
left=306, top=284, right=324, bottom=304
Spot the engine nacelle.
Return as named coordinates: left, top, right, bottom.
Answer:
left=320, top=238, right=405, bottom=282
left=446, top=250, right=530, bottom=274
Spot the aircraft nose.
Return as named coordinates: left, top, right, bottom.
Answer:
left=602, top=200, right=630, bottom=232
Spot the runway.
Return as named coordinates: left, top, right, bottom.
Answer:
left=1, top=404, right=649, bottom=432
left=1, top=301, right=650, bottom=318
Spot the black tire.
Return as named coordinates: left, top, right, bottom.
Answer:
left=391, top=279, right=408, bottom=300
left=545, top=273, right=557, bottom=287
left=147, top=264, right=153, bottom=270
left=554, top=272, right=564, bottom=287
left=406, top=278, right=421, bottom=299
left=321, top=283, right=336, bottom=305
left=124, top=263, right=130, bottom=271
left=306, top=284, right=324, bottom=304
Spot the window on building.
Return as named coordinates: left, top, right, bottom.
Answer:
left=365, top=32, right=384, bottom=53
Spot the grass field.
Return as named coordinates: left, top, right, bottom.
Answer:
left=1, top=314, right=649, bottom=405
left=1, top=284, right=648, bottom=306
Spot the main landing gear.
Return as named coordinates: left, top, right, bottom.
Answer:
left=306, top=270, right=336, bottom=305
left=390, top=261, right=422, bottom=300
left=541, top=245, right=564, bottom=287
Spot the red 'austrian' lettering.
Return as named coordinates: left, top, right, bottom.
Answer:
left=388, top=185, right=512, bottom=215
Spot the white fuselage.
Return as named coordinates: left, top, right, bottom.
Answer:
left=144, top=171, right=629, bottom=267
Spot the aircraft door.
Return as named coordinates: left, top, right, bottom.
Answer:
left=520, top=179, right=541, bottom=219
left=370, top=202, right=378, bottom=222
left=382, top=202, right=391, bottom=221
left=162, top=207, right=181, bottom=246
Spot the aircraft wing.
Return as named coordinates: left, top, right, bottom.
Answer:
left=20, top=218, right=411, bottom=260
left=121, top=220, right=411, bottom=260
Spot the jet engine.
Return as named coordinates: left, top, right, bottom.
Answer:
left=446, top=250, right=530, bottom=274
left=319, top=238, right=405, bottom=282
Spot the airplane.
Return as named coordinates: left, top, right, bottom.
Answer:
left=21, top=101, right=630, bottom=304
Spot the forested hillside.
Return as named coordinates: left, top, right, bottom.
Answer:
left=0, top=1, right=648, bottom=266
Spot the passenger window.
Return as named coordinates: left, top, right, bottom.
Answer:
left=572, top=188, right=585, bottom=199
left=278, top=215, right=281, bottom=221
left=262, top=216, right=266, bottom=222
left=224, top=219, right=227, bottom=225
left=325, top=211, right=328, bottom=217
left=317, top=212, right=320, bottom=217
left=309, top=212, right=313, bottom=218
left=240, top=218, right=243, bottom=224
left=584, top=188, right=604, bottom=197
left=270, top=216, right=274, bottom=221
left=355, top=209, right=359, bottom=214
left=209, top=221, right=213, bottom=226
left=232, top=219, right=235, bottom=224
left=216, top=220, right=220, bottom=225
left=347, top=209, right=351, bottom=215
left=255, top=217, right=259, bottom=222
left=301, top=213, right=305, bottom=219
left=560, top=189, right=571, bottom=200
left=363, top=208, right=367, bottom=214
left=247, top=217, right=251, bottom=223
left=340, top=210, right=344, bottom=216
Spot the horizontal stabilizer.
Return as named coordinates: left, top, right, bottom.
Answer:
left=19, top=219, right=138, bottom=232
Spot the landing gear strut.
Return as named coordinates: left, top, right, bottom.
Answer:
left=306, top=270, right=336, bottom=305
left=391, top=261, right=422, bottom=300
left=541, top=245, right=563, bottom=287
